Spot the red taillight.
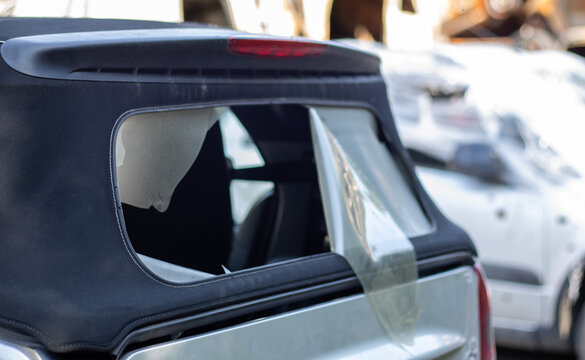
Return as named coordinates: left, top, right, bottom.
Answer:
left=475, top=262, right=496, bottom=360
left=228, top=38, right=326, bottom=58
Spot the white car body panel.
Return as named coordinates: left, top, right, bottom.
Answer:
left=349, top=39, right=585, bottom=351
left=414, top=151, right=585, bottom=348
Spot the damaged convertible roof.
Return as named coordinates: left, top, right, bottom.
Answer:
left=0, top=17, right=474, bottom=355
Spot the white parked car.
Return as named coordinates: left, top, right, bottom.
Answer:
left=359, top=40, right=585, bottom=358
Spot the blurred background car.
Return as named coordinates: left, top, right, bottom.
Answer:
left=355, top=40, right=585, bottom=358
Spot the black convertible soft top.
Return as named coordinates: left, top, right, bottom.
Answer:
left=0, top=17, right=475, bottom=355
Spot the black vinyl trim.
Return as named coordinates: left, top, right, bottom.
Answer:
left=0, top=253, right=355, bottom=353
left=418, top=251, right=475, bottom=278
left=113, top=277, right=362, bottom=357
left=482, top=262, right=541, bottom=286
left=114, top=251, right=475, bottom=357
left=0, top=250, right=476, bottom=356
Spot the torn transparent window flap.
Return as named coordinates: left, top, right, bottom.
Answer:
left=309, top=106, right=419, bottom=346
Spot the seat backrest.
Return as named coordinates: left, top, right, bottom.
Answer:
left=228, top=189, right=276, bottom=271
left=122, top=123, right=233, bottom=275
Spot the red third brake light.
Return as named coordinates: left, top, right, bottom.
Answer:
left=475, top=262, right=496, bottom=360
left=228, top=38, right=326, bottom=58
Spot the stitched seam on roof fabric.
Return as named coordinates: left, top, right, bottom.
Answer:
left=109, top=112, right=179, bottom=287
left=0, top=269, right=348, bottom=351
left=0, top=318, right=51, bottom=344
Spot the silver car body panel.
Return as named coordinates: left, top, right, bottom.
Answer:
left=0, top=339, right=45, bottom=360
left=122, top=266, right=479, bottom=360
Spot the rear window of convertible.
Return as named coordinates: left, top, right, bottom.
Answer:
left=114, top=105, right=431, bottom=281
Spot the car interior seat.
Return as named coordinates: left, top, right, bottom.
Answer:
left=121, top=123, right=233, bottom=276
left=228, top=189, right=277, bottom=271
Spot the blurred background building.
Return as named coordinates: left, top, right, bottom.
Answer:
left=3, top=0, right=585, bottom=54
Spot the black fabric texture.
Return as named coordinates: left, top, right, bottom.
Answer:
left=0, top=18, right=476, bottom=353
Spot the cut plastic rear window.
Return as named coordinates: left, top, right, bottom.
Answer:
left=115, top=105, right=329, bottom=279
left=114, top=104, right=430, bottom=282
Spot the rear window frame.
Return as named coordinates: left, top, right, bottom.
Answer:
left=110, top=98, right=437, bottom=284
